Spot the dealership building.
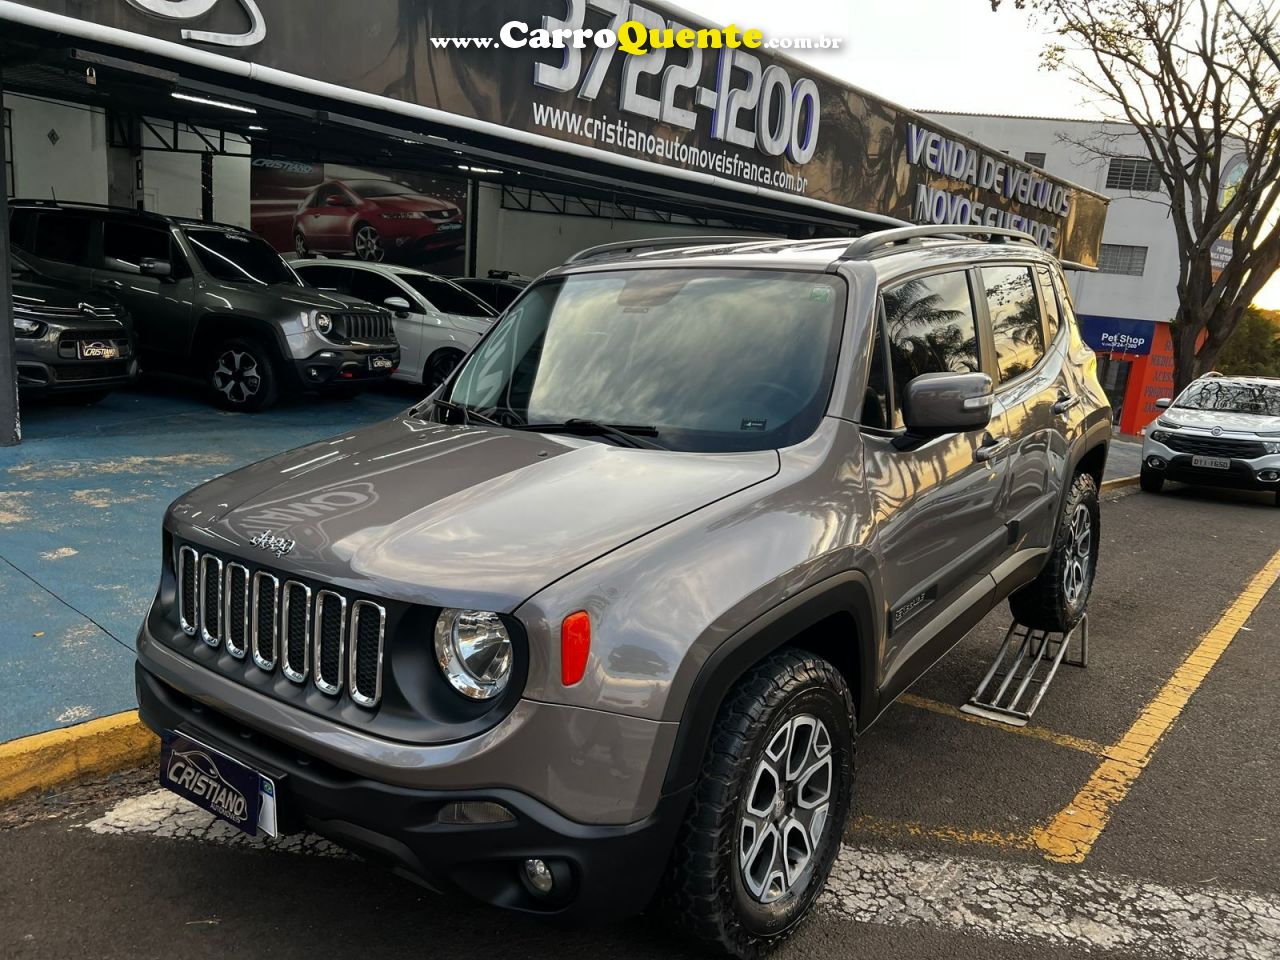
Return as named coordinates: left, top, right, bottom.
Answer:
left=0, top=0, right=1112, bottom=445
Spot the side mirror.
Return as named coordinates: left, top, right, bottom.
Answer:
left=384, top=296, right=413, bottom=318
left=1155, top=398, right=1172, bottom=409
left=139, top=258, right=173, bottom=279
left=324, top=194, right=350, bottom=207
left=902, top=372, right=994, bottom=435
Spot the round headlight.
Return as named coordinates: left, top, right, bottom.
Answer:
left=315, top=312, right=333, bottom=335
left=434, top=609, right=513, bottom=700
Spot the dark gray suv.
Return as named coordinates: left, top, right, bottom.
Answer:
left=9, top=201, right=400, bottom=411
left=135, top=227, right=1110, bottom=957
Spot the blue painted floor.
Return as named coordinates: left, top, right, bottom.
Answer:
left=0, top=378, right=410, bottom=742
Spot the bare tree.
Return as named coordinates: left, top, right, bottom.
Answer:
left=993, top=0, right=1280, bottom=389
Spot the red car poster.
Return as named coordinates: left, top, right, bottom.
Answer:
left=251, top=156, right=468, bottom=273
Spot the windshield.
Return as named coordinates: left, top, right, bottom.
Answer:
left=397, top=274, right=495, bottom=317
left=446, top=268, right=846, bottom=452
left=348, top=180, right=415, bottom=199
left=185, top=229, right=298, bottom=286
left=1175, top=380, right=1280, bottom=417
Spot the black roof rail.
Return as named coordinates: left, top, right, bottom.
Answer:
left=841, top=225, right=1041, bottom=260
left=564, top=235, right=763, bottom=264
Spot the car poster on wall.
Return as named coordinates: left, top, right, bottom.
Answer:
left=250, top=156, right=468, bottom=273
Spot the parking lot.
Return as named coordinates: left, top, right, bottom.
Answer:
left=1, top=390, right=1276, bottom=960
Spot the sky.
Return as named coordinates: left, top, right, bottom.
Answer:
left=686, top=0, right=1280, bottom=310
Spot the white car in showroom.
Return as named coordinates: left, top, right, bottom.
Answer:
left=295, top=260, right=498, bottom=389
left=1141, top=373, right=1280, bottom=506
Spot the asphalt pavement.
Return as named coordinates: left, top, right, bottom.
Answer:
left=2, top=482, right=1278, bottom=959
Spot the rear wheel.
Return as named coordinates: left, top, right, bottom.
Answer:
left=1009, top=472, right=1100, bottom=632
left=424, top=347, right=465, bottom=392
left=208, top=337, right=280, bottom=412
left=663, top=650, right=854, bottom=959
left=1139, top=466, right=1164, bottom=493
left=353, top=223, right=385, bottom=262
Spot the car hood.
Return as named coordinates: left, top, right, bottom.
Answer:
left=13, top=275, right=120, bottom=313
left=168, top=416, right=779, bottom=612
left=370, top=194, right=454, bottom=213
left=1160, top=407, right=1280, bottom=435
left=205, top=281, right=378, bottom=313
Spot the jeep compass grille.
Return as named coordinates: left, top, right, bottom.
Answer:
left=174, top=546, right=386, bottom=709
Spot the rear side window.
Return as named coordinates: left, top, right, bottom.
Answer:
left=1035, top=265, right=1061, bottom=342
left=32, top=212, right=93, bottom=264
left=982, top=265, right=1045, bottom=382
left=8, top=208, right=34, bottom=249
left=882, top=270, right=981, bottom=426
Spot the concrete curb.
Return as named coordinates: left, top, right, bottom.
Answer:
left=0, top=711, right=157, bottom=805
left=1101, top=475, right=1140, bottom=492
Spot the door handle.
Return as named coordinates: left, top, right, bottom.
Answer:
left=975, top=434, right=1012, bottom=463
left=1052, top=393, right=1080, bottom=416
left=99, top=279, right=124, bottom=290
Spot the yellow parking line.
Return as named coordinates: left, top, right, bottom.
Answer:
left=847, top=814, right=1035, bottom=851
left=1032, top=547, right=1280, bottom=863
left=897, top=693, right=1107, bottom=756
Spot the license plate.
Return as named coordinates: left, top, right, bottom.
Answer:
left=78, top=341, right=120, bottom=360
left=436, top=222, right=462, bottom=232
left=369, top=355, right=394, bottom=371
left=1192, top=455, right=1231, bottom=470
left=160, top=733, right=278, bottom=838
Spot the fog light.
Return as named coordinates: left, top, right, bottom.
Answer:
left=523, top=858, right=554, bottom=896
left=1260, top=470, right=1279, bottom=482
left=306, top=367, right=321, bottom=380
left=437, top=801, right=515, bottom=825
left=1147, top=456, right=1167, bottom=469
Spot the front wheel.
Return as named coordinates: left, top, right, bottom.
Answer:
left=353, top=223, right=385, bottom=262
left=208, top=338, right=280, bottom=412
left=1009, top=472, right=1100, bottom=632
left=663, top=650, right=854, bottom=959
left=424, top=347, right=465, bottom=392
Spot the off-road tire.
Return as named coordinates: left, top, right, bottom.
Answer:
left=1009, top=471, right=1100, bottom=632
left=208, top=337, right=280, bottom=413
left=1139, top=466, right=1164, bottom=493
left=662, top=649, right=854, bottom=959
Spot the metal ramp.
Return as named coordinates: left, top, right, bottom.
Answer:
left=961, top=615, right=1088, bottom=727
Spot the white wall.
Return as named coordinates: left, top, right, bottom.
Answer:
left=5, top=94, right=109, bottom=204
left=922, top=113, right=1183, bottom=325
left=139, top=124, right=251, bottom=225
left=473, top=183, right=770, bottom=278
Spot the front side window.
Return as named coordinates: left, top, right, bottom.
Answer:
left=1175, top=381, right=1280, bottom=417
left=397, top=275, right=495, bottom=317
left=881, top=270, right=980, bottom=425
left=295, top=263, right=350, bottom=292
left=102, top=221, right=174, bottom=274
left=349, top=271, right=404, bottom=307
left=448, top=268, right=846, bottom=452
left=983, top=265, right=1045, bottom=383
left=185, top=229, right=298, bottom=286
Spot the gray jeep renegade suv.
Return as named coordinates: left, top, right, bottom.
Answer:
left=136, top=227, right=1110, bottom=957
left=9, top=200, right=400, bottom=411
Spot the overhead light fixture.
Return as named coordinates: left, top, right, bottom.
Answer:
left=171, top=91, right=257, bottom=114
left=248, top=125, right=267, bottom=131
left=457, top=164, right=503, bottom=175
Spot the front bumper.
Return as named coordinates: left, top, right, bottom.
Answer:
left=1142, top=437, right=1280, bottom=491
left=16, top=355, right=139, bottom=395
left=293, top=345, right=400, bottom=387
left=136, top=663, right=689, bottom=920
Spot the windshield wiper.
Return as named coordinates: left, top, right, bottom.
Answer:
left=519, top=419, right=667, bottom=449
left=431, top=398, right=503, bottom=428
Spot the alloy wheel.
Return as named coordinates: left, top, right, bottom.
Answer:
left=1063, top=503, right=1093, bottom=605
left=354, top=225, right=385, bottom=262
left=212, top=349, right=262, bottom=405
left=739, top=714, right=833, bottom=904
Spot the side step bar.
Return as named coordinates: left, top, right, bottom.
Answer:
left=961, top=615, right=1088, bottom=727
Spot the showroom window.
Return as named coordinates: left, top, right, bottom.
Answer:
left=1097, top=243, right=1148, bottom=276
left=1105, top=157, right=1162, bottom=191
left=881, top=270, right=981, bottom=426
left=1024, top=151, right=1046, bottom=168
left=983, top=265, right=1046, bottom=382
left=3, top=108, right=13, bottom=197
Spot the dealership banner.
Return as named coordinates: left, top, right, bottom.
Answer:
left=5, top=0, right=1108, bottom=263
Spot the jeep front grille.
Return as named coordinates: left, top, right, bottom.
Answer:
left=332, top=311, right=395, bottom=345
left=1162, top=433, right=1267, bottom=460
left=174, top=545, right=385, bottom=708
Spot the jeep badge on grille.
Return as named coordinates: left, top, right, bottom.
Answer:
left=250, top=530, right=296, bottom=559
